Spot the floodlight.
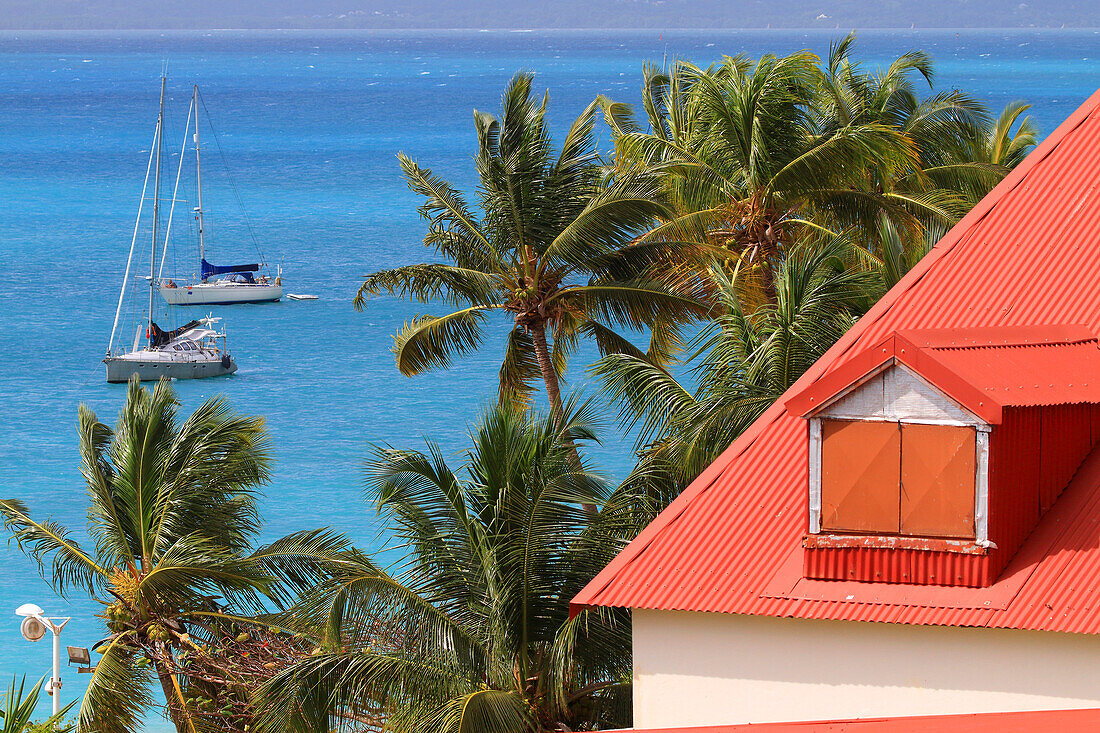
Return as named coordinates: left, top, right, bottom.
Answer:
left=14, top=604, right=73, bottom=714
left=67, top=647, right=90, bottom=666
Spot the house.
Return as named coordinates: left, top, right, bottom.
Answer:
left=573, top=89, right=1100, bottom=731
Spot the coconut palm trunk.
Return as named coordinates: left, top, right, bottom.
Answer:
left=529, top=321, right=564, bottom=419
left=528, top=319, right=597, bottom=512
left=153, top=651, right=192, bottom=732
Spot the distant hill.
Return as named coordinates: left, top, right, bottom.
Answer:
left=2, top=0, right=1097, bottom=30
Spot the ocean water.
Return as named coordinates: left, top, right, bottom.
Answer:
left=1, top=28, right=1099, bottom=727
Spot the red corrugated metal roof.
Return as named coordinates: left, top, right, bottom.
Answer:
left=613, top=708, right=1100, bottom=732
left=785, top=326, right=1100, bottom=424
left=923, top=336, right=1100, bottom=409
left=572, top=88, right=1100, bottom=633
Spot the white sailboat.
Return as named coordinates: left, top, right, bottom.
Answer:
left=104, top=75, right=238, bottom=383
left=158, top=85, right=283, bottom=305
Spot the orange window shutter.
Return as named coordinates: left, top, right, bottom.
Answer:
left=900, top=424, right=976, bottom=538
left=820, top=420, right=901, bottom=533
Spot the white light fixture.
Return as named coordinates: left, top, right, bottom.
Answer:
left=20, top=616, right=46, bottom=642
left=14, top=605, right=70, bottom=715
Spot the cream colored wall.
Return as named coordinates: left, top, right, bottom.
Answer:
left=632, top=609, right=1100, bottom=729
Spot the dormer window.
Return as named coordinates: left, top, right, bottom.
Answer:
left=786, top=325, right=1100, bottom=587
left=820, top=420, right=977, bottom=538
left=806, top=365, right=990, bottom=545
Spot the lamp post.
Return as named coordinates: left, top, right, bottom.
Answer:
left=16, top=604, right=71, bottom=716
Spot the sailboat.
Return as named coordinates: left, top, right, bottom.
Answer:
left=104, top=76, right=238, bottom=383
left=158, top=85, right=284, bottom=305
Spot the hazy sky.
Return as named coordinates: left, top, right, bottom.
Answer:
left=3, top=0, right=1097, bottom=30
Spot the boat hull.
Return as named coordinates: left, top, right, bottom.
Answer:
left=104, top=354, right=237, bottom=383
left=160, top=283, right=283, bottom=305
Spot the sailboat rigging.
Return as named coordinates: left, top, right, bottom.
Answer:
left=104, top=75, right=238, bottom=383
left=158, top=85, right=284, bottom=305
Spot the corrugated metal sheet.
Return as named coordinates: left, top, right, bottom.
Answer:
left=986, top=407, right=1042, bottom=578
left=929, top=339, right=1100, bottom=409
left=804, top=546, right=991, bottom=587
left=572, top=88, right=1100, bottom=634
left=613, top=708, right=1100, bottom=733
left=787, top=328, right=1100, bottom=424
left=1039, top=403, right=1094, bottom=511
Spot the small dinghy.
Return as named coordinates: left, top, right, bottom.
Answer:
left=287, top=293, right=318, bottom=301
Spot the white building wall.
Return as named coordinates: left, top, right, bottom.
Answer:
left=633, top=609, right=1100, bottom=729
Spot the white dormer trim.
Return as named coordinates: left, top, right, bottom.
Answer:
left=819, top=362, right=982, bottom=426
left=808, top=418, right=822, bottom=533
left=975, top=430, right=990, bottom=544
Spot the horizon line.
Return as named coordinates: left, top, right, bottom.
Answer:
left=2, top=26, right=1099, bottom=33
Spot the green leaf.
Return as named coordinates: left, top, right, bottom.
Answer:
left=392, top=306, right=494, bottom=376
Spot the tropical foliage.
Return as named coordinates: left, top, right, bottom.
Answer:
left=0, top=377, right=346, bottom=733
left=591, top=38, right=1036, bottom=500
left=1, top=37, right=1042, bottom=733
left=355, top=72, right=707, bottom=416
left=600, top=34, right=1034, bottom=309
left=0, top=676, right=73, bottom=733
left=598, top=234, right=877, bottom=490
left=255, top=401, right=632, bottom=733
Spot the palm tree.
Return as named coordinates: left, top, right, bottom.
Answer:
left=596, top=235, right=877, bottom=489
left=0, top=377, right=344, bottom=733
left=603, top=41, right=1036, bottom=309
left=355, top=72, right=707, bottom=417
left=966, top=100, right=1038, bottom=169
left=814, top=34, right=1035, bottom=275
left=601, top=51, right=918, bottom=307
left=254, top=400, right=633, bottom=733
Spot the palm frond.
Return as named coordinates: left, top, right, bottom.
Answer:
left=592, top=352, right=696, bottom=447
left=0, top=499, right=106, bottom=596
left=0, top=676, right=75, bottom=733
left=392, top=306, right=494, bottom=376
left=425, top=688, right=534, bottom=733
left=78, top=631, right=153, bottom=733
left=398, top=154, right=500, bottom=271
left=498, top=327, right=542, bottom=412
left=355, top=264, right=501, bottom=311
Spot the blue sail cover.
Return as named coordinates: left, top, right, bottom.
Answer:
left=201, top=258, right=260, bottom=282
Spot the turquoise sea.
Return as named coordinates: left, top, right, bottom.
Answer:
left=1, top=28, right=1099, bottom=726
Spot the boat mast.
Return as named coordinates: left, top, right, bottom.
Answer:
left=149, top=74, right=165, bottom=348
left=107, top=126, right=159, bottom=355
left=158, top=95, right=194, bottom=281
left=193, top=84, right=207, bottom=267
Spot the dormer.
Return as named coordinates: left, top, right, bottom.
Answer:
left=786, top=325, right=1100, bottom=587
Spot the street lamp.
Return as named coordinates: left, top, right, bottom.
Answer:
left=16, top=604, right=70, bottom=716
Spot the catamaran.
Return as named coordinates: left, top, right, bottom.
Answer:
left=104, top=75, right=238, bottom=383
left=158, top=85, right=283, bottom=305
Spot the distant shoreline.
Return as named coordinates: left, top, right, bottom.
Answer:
left=2, top=26, right=1099, bottom=33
